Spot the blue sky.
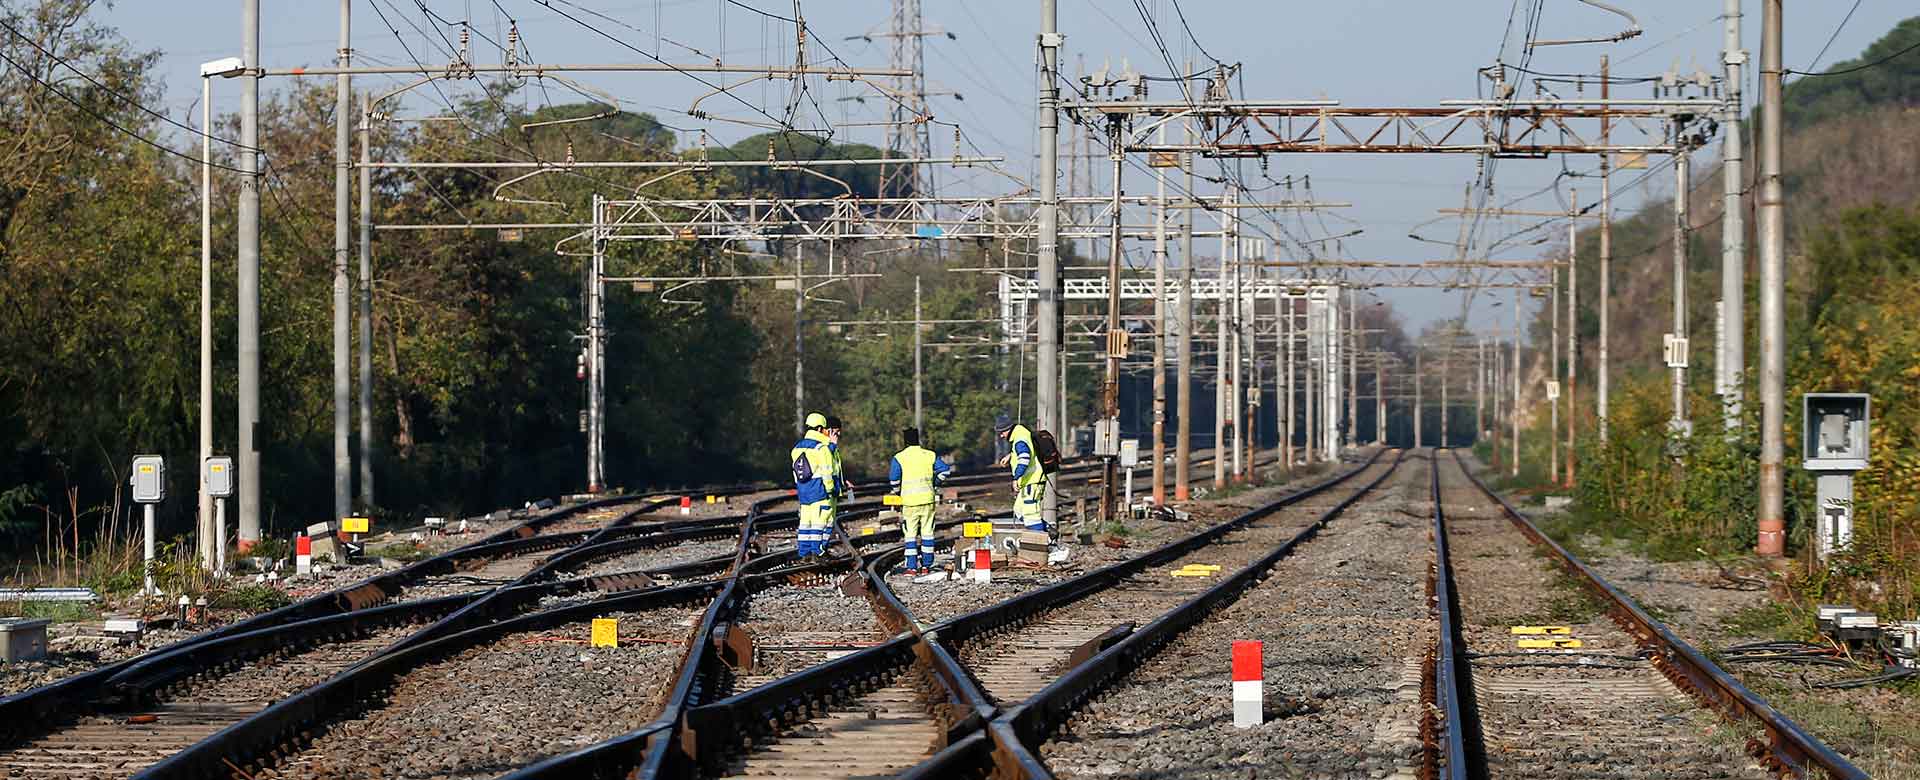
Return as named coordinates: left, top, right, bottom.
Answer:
left=107, top=1, right=1913, bottom=333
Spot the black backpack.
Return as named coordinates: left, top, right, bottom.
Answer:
left=1032, top=429, right=1063, bottom=474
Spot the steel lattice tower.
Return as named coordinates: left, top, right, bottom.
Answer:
left=880, top=0, right=932, bottom=198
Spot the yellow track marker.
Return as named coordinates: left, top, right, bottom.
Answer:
left=1516, top=637, right=1584, bottom=649
left=1510, top=625, right=1573, bottom=635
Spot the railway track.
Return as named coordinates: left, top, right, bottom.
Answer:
left=4, top=454, right=1281, bottom=779
left=953, top=452, right=1392, bottom=710
left=1426, top=450, right=1866, bottom=780
left=549, top=450, right=1385, bottom=780
left=123, top=490, right=941, bottom=779
left=0, top=490, right=697, bottom=752
left=0, top=606, right=446, bottom=780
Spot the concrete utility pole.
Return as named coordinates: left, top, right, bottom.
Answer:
left=1756, top=0, right=1786, bottom=557
left=1671, top=138, right=1691, bottom=436
left=1175, top=108, right=1194, bottom=500
left=1282, top=294, right=1293, bottom=467
left=1414, top=351, right=1423, bottom=449
left=1228, top=195, right=1243, bottom=480
left=1511, top=288, right=1521, bottom=477
left=332, top=0, right=352, bottom=523
left=357, top=94, right=374, bottom=510
left=1305, top=326, right=1317, bottom=464
left=1566, top=189, right=1579, bottom=488
left=1036, top=0, right=1062, bottom=527
left=1275, top=277, right=1288, bottom=469
left=1598, top=55, right=1612, bottom=444
left=1491, top=345, right=1501, bottom=467
left=1720, top=0, right=1747, bottom=430
left=1441, top=338, right=1450, bottom=447
left=236, top=0, right=262, bottom=548
left=793, top=241, right=804, bottom=436
left=1550, top=279, right=1560, bottom=481
left=1346, top=293, right=1358, bottom=448
left=1215, top=206, right=1228, bottom=489
left=1151, top=124, right=1169, bottom=505
left=1101, top=118, right=1124, bottom=522
left=198, top=70, right=214, bottom=568
left=590, top=195, right=608, bottom=491
left=1059, top=348, right=1069, bottom=459
left=914, top=275, right=924, bottom=431
left=1323, top=295, right=1340, bottom=461
left=1475, top=338, right=1485, bottom=441
left=1375, top=357, right=1385, bottom=444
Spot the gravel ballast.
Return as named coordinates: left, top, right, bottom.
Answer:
left=270, top=605, right=702, bottom=780
left=1439, top=454, right=1767, bottom=779
left=1041, top=455, right=1429, bottom=780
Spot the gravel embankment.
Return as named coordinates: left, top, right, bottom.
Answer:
left=1440, top=455, right=1767, bottom=779
left=1042, top=457, right=1429, bottom=780
left=572, top=538, right=739, bottom=579
left=273, top=605, right=701, bottom=780
left=1551, top=506, right=1920, bottom=777
left=894, top=470, right=1336, bottom=625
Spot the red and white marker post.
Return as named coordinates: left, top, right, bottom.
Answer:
left=679, top=496, right=692, bottom=516
left=295, top=534, right=312, bottom=576
left=972, top=547, right=992, bottom=584
left=1232, top=640, right=1262, bottom=727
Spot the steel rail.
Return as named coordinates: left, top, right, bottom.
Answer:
left=1446, top=449, right=1866, bottom=780
left=128, top=577, right=739, bottom=780
left=979, top=450, right=1402, bottom=777
left=1428, top=449, right=1482, bottom=779
left=499, top=457, right=1140, bottom=780
left=0, top=489, right=673, bottom=749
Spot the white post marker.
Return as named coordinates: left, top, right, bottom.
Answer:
left=1233, top=640, right=1262, bottom=727
left=295, top=534, right=312, bottom=575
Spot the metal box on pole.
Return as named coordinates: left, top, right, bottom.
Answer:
left=204, top=456, right=234, bottom=574
left=130, top=455, right=165, bottom=595
left=1801, top=393, right=1870, bottom=560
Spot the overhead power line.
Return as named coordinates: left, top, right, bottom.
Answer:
left=0, top=16, right=259, bottom=153
left=1787, top=36, right=1920, bottom=77
left=0, top=43, right=249, bottom=173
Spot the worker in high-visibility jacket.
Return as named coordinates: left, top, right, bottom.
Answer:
left=888, top=427, right=951, bottom=574
left=790, top=411, right=842, bottom=556
left=994, top=413, right=1047, bottom=533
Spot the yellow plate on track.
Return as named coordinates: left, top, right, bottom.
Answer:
left=1516, top=638, right=1584, bottom=649
left=1510, top=625, right=1573, bottom=635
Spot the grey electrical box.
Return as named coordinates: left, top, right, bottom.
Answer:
left=1093, top=418, right=1121, bottom=457
left=204, top=456, right=234, bottom=498
left=130, top=455, right=166, bottom=504
left=1802, top=393, right=1870, bottom=472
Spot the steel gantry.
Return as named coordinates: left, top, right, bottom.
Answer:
left=1063, top=98, right=1719, bottom=157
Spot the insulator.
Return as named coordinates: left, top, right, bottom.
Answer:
left=565, top=141, right=576, bottom=166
